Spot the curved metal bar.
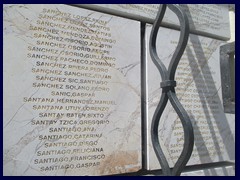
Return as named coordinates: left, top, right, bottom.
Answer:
left=168, top=91, right=194, bottom=175
left=151, top=92, right=171, bottom=175
left=149, top=4, right=194, bottom=176
left=149, top=4, right=168, bottom=80
left=167, top=4, right=190, bottom=80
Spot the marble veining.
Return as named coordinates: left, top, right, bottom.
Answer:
left=3, top=4, right=141, bottom=176
left=145, top=24, right=235, bottom=170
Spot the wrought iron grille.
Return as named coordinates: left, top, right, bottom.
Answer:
left=149, top=4, right=194, bottom=176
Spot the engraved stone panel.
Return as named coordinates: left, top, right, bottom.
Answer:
left=145, top=24, right=235, bottom=170
left=3, top=4, right=141, bottom=176
left=76, top=4, right=230, bottom=40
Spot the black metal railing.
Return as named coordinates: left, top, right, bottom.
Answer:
left=149, top=4, right=194, bottom=176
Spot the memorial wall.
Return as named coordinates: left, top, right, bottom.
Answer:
left=3, top=4, right=141, bottom=176
left=78, top=4, right=230, bottom=40
left=145, top=25, right=235, bottom=170
left=3, top=4, right=235, bottom=176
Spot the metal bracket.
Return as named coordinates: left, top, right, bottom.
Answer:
left=149, top=4, right=194, bottom=176
left=220, top=42, right=235, bottom=114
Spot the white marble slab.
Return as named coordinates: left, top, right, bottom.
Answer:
left=76, top=4, right=230, bottom=40
left=3, top=4, right=141, bottom=176
left=145, top=24, right=235, bottom=170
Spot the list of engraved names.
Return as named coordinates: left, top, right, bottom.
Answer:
left=4, top=5, right=141, bottom=176
left=168, top=38, right=225, bottom=162
left=26, top=7, right=117, bottom=172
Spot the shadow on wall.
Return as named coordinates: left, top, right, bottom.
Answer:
left=182, top=5, right=235, bottom=176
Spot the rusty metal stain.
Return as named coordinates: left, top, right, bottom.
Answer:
left=97, top=151, right=140, bottom=175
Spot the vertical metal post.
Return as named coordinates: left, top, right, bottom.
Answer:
left=149, top=4, right=194, bottom=176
